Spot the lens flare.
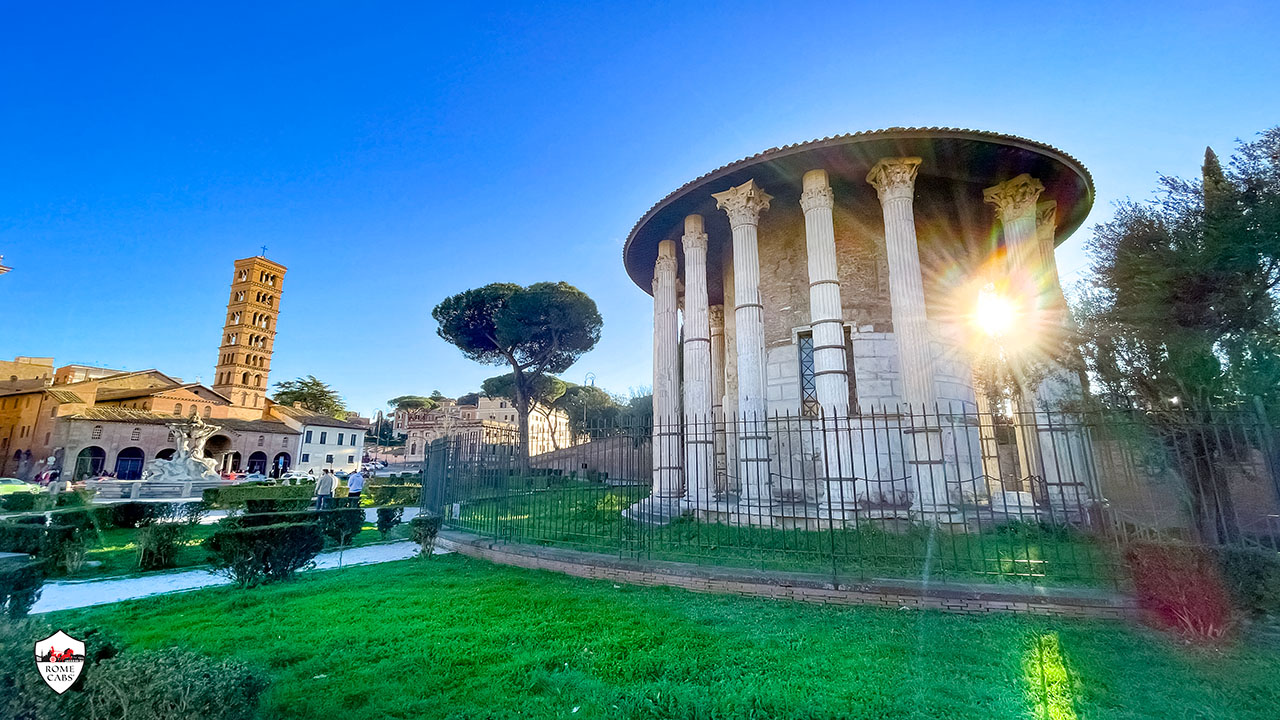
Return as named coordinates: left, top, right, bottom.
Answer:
left=972, top=283, right=1017, bottom=338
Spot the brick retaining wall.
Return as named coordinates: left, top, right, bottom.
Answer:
left=437, top=531, right=1138, bottom=621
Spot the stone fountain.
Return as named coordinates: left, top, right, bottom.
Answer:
left=142, top=414, right=223, bottom=482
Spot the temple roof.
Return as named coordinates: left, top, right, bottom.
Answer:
left=622, top=127, right=1095, bottom=298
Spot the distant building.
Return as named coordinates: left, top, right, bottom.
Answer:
left=396, top=395, right=571, bottom=460
left=269, top=404, right=367, bottom=475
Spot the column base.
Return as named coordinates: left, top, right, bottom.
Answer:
left=622, top=496, right=687, bottom=526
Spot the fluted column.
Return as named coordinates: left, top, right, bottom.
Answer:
left=800, top=169, right=856, bottom=499
left=867, top=158, right=937, bottom=410
left=651, top=239, right=683, bottom=500
left=681, top=216, right=715, bottom=506
left=713, top=179, right=775, bottom=513
left=709, top=304, right=729, bottom=495
left=984, top=175, right=1045, bottom=487
left=800, top=170, right=850, bottom=415
left=1032, top=199, right=1094, bottom=519
left=868, top=157, right=949, bottom=515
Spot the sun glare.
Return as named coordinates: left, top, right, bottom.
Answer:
left=972, top=284, right=1017, bottom=338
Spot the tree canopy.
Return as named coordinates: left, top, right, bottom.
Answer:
left=271, top=375, right=347, bottom=418
left=434, top=281, right=602, bottom=463
left=1076, top=128, right=1280, bottom=412
left=388, top=395, right=440, bottom=411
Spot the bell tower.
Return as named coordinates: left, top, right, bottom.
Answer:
left=213, top=255, right=286, bottom=412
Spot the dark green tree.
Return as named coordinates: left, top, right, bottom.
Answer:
left=483, top=373, right=569, bottom=449
left=1075, top=127, right=1280, bottom=541
left=557, top=384, right=620, bottom=436
left=387, top=395, right=439, bottom=411
left=433, top=282, right=603, bottom=465
left=270, top=375, right=346, bottom=418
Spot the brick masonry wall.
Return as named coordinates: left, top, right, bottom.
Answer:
left=438, top=531, right=1138, bottom=621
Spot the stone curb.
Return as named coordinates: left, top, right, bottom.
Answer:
left=437, top=530, right=1138, bottom=621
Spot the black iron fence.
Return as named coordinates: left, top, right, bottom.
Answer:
left=420, top=404, right=1280, bottom=589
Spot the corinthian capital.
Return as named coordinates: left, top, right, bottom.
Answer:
left=709, top=304, right=724, bottom=327
left=712, top=179, right=772, bottom=229
left=682, top=214, right=708, bottom=252
left=866, top=157, right=922, bottom=202
left=799, top=169, right=834, bottom=212
left=1036, top=200, right=1057, bottom=233
left=653, top=239, right=677, bottom=291
left=983, top=174, right=1045, bottom=220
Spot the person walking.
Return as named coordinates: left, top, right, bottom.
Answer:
left=315, top=469, right=335, bottom=510
left=346, top=468, right=365, bottom=503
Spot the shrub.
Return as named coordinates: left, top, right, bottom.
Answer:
left=1125, top=542, right=1233, bottom=639
left=110, top=501, right=156, bottom=529
left=49, top=505, right=116, bottom=535
left=377, top=507, right=404, bottom=538
left=1214, top=547, right=1280, bottom=618
left=205, top=483, right=315, bottom=510
left=1, top=620, right=264, bottom=720
left=318, top=507, right=364, bottom=546
left=54, top=490, right=89, bottom=507
left=90, top=647, right=269, bottom=720
left=370, top=483, right=422, bottom=506
left=409, top=514, right=443, bottom=557
left=11, top=515, right=47, bottom=526
left=0, top=559, right=44, bottom=618
left=0, top=522, right=76, bottom=562
left=205, top=522, right=324, bottom=588
left=135, top=523, right=187, bottom=571
left=0, top=619, right=121, bottom=716
left=0, top=493, right=38, bottom=513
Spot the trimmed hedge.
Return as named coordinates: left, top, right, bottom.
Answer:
left=370, top=484, right=422, bottom=506
left=0, top=493, right=38, bottom=513
left=219, top=507, right=365, bottom=546
left=1, top=620, right=266, bottom=720
left=205, top=522, right=325, bottom=587
left=0, top=522, right=76, bottom=558
left=1215, top=546, right=1280, bottom=618
left=376, top=507, right=404, bottom=538
left=0, top=559, right=44, bottom=618
left=409, top=514, right=443, bottom=557
left=203, top=483, right=316, bottom=509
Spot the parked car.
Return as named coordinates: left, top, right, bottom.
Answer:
left=238, top=473, right=269, bottom=484
left=0, top=477, right=40, bottom=495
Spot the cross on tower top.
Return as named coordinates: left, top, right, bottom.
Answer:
left=259, top=245, right=268, bottom=257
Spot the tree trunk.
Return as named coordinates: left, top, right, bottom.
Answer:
left=512, top=368, right=532, bottom=472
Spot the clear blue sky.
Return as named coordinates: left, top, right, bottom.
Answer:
left=2, top=1, right=1277, bottom=416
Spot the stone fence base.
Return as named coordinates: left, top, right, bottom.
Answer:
left=437, top=531, right=1137, bottom=621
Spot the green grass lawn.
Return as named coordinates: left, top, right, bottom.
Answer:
left=448, top=481, right=1120, bottom=588
left=56, top=554, right=1279, bottom=719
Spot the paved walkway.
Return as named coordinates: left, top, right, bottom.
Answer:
left=31, top=540, right=439, bottom=614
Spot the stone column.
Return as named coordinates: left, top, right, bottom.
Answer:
left=681, top=216, right=715, bottom=507
left=867, top=157, right=949, bottom=515
left=984, top=175, right=1045, bottom=489
left=709, top=304, right=729, bottom=495
left=800, top=170, right=851, bottom=415
left=713, top=179, right=776, bottom=515
left=650, top=239, right=683, bottom=504
left=799, top=169, right=856, bottom=504
left=1032, top=198, right=1093, bottom=519
left=867, top=158, right=936, bottom=410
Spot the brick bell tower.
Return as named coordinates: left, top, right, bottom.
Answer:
left=213, top=254, right=286, bottom=413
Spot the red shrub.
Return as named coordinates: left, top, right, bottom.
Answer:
left=1124, top=542, right=1233, bottom=639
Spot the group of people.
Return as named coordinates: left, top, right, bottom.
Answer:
left=313, top=467, right=364, bottom=509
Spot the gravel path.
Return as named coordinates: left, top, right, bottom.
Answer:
left=31, top=540, right=438, bottom=614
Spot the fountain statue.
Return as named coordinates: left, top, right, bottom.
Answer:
left=142, top=414, right=223, bottom=482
